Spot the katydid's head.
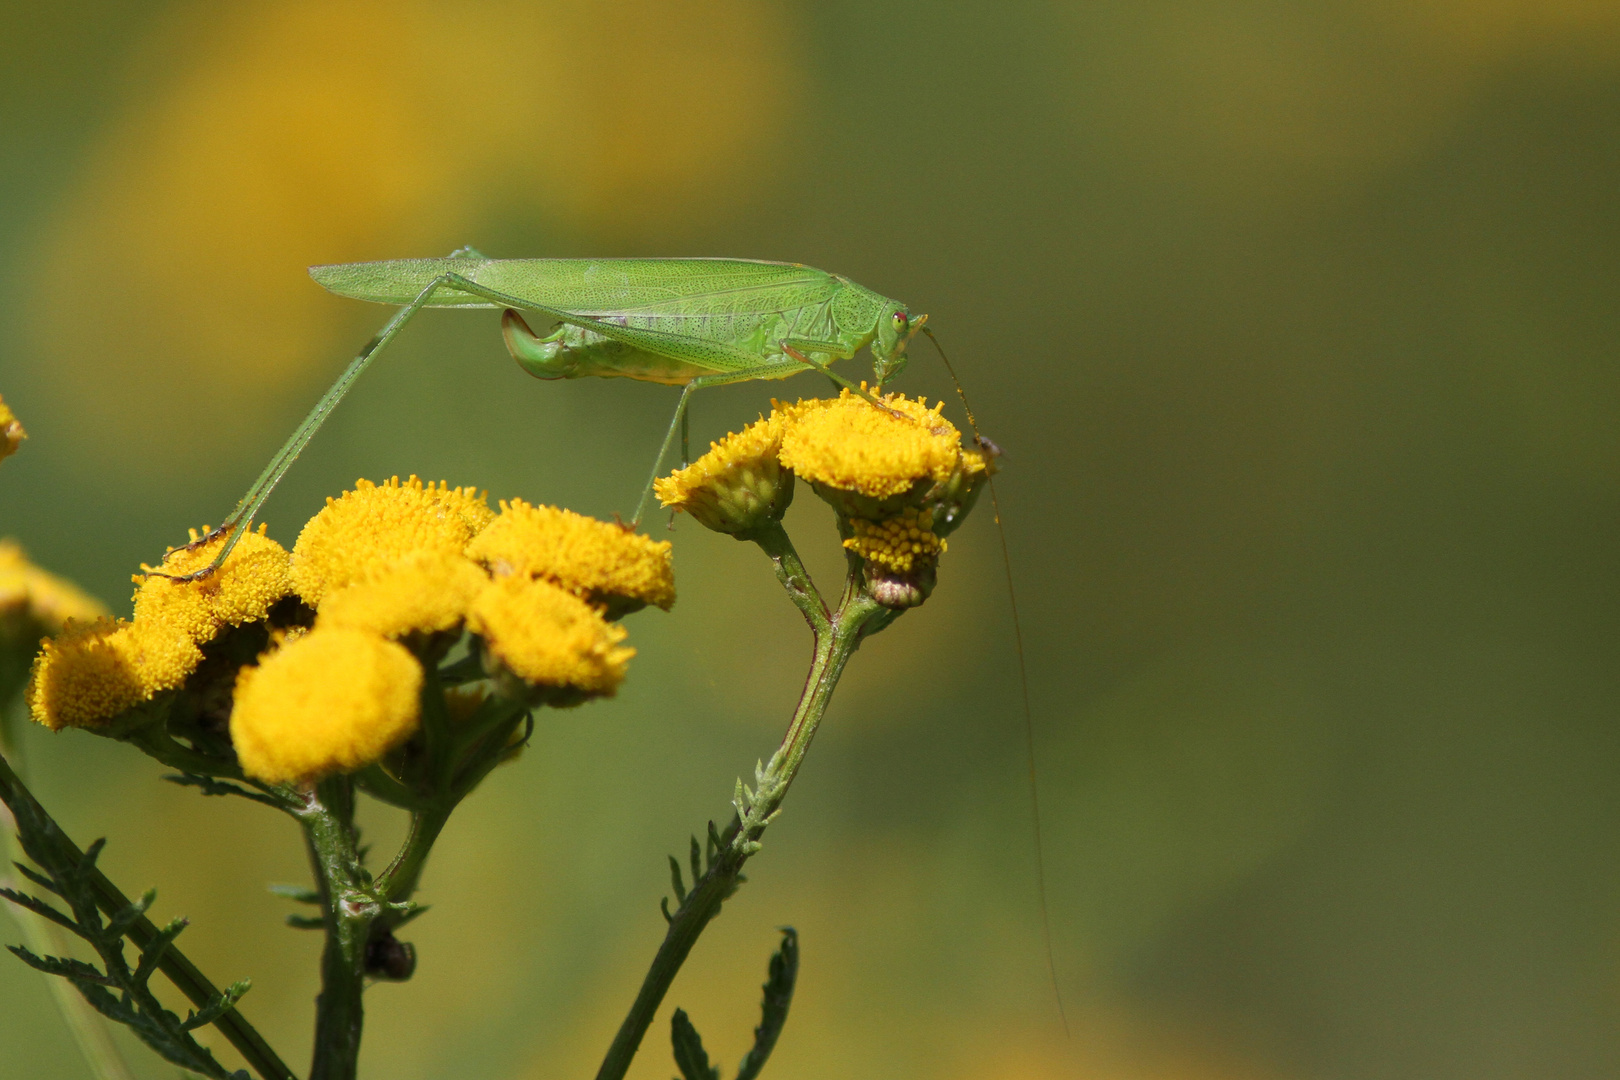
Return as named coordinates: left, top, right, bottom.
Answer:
left=872, top=307, right=926, bottom=387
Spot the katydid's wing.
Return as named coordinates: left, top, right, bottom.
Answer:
left=310, top=257, right=843, bottom=375
left=310, top=258, right=835, bottom=315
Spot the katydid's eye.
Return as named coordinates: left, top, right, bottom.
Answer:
left=892, top=312, right=908, bottom=330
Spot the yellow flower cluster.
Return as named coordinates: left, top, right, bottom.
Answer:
left=27, top=527, right=291, bottom=731
left=467, top=576, right=633, bottom=704
left=26, top=476, right=671, bottom=785
left=0, top=395, right=25, bottom=462
left=467, top=500, right=674, bottom=616
left=658, top=389, right=993, bottom=599
left=776, top=392, right=964, bottom=499
left=231, top=628, right=422, bottom=785
left=654, top=414, right=793, bottom=537
left=844, top=508, right=946, bottom=573
left=135, top=526, right=292, bottom=647
left=291, top=477, right=494, bottom=607
left=26, top=618, right=199, bottom=731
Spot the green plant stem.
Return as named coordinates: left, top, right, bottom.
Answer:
left=374, top=803, right=452, bottom=906
left=0, top=752, right=297, bottom=1080
left=593, top=571, right=885, bottom=1080
left=300, top=777, right=371, bottom=1080
left=748, top=522, right=830, bottom=635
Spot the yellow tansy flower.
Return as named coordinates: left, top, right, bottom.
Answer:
left=290, top=477, right=492, bottom=608
left=133, top=525, right=292, bottom=646
left=466, top=500, right=674, bottom=618
left=654, top=413, right=793, bottom=536
left=0, top=539, right=109, bottom=644
left=317, top=551, right=489, bottom=639
left=844, top=508, right=946, bottom=573
left=776, top=389, right=963, bottom=500
left=468, top=575, right=633, bottom=704
left=26, top=618, right=201, bottom=731
left=0, top=395, right=25, bottom=462
left=231, top=627, right=422, bottom=784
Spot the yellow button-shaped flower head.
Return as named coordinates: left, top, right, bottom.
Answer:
left=26, top=617, right=201, bottom=731
left=468, top=576, right=633, bottom=706
left=654, top=413, right=793, bottom=537
left=0, top=395, right=25, bottom=462
left=316, top=551, right=490, bottom=640
left=290, top=477, right=493, bottom=608
left=133, top=525, right=292, bottom=647
left=466, top=500, right=674, bottom=619
left=777, top=390, right=996, bottom=610
left=231, top=627, right=422, bottom=785
left=777, top=390, right=963, bottom=506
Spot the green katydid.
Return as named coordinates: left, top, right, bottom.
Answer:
left=181, top=248, right=1067, bottom=1031
left=186, top=248, right=927, bottom=576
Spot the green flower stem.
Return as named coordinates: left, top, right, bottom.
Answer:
left=593, top=565, right=886, bottom=1080
left=300, top=776, right=372, bottom=1080
left=748, top=521, right=830, bottom=636
left=0, top=752, right=297, bottom=1080
left=373, top=802, right=453, bottom=907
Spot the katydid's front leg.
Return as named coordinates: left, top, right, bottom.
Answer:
left=780, top=344, right=902, bottom=416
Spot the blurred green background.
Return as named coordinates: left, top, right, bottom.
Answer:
left=2, top=1, right=1619, bottom=1077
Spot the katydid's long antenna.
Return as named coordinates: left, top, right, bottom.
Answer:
left=923, top=326, right=1069, bottom=1038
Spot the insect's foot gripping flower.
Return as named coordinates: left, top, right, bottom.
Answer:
left=466, top=500, right=674, bottom=619
left=775, top=389, right=995, bottom=608
left=654, top=413, right=794, bottom=537
left=290, top=476, right=493, bottom=608
left=231, top=628, right=422, bottom=785
left=0, top=395, right=25, bottom=462
left=468, top=576, right=633, bottom=707
left=134, top=525, right=293, bottom=648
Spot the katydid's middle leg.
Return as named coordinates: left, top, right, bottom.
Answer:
left=631, top=383, right=699, bottom=528
left=680, top=401, right=691, bottom=468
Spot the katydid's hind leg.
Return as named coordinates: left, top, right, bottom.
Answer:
left=167, top=273, right=456, bottom=581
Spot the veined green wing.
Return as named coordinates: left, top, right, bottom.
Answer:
left=309, top=258, right=840, bottom=317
